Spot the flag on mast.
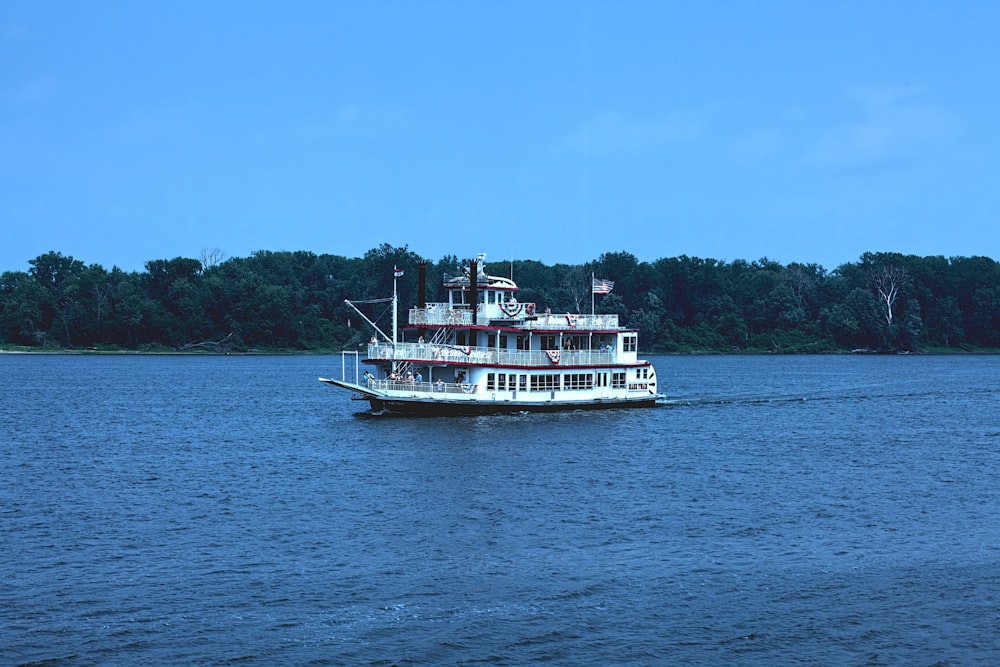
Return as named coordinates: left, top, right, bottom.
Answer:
left=592, top=278, right=614, bottom=294
left=394, top=266, right=404, bottom=278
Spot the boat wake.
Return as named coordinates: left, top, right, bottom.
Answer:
left=658, top=384, right=991, bottom=409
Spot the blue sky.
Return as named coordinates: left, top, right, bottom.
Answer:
left=3, top=1, right=999, bottom=274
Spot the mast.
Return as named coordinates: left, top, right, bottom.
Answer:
left=392, top=270, right=399, bottom=348
left=390, top=263, right=403, bottom=373
left=470, top=257, right=478, bottom=326
left=417, top=262, right=427, bottom=342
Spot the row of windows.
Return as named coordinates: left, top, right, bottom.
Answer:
left=564, top=373, right=594, bottom=390
left=530, top=374, right=560, bottom=391
left=485, top=373, right=528, bottom=391
left=456, top=332, right=621, bottom=350
left=485, top=371, right=640, bottom=391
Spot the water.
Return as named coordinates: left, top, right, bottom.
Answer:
left=2, top=353, right=998, bottom=665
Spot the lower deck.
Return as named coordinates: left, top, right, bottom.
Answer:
left=318, top=375, right=660, bottom=415
left=366, top=360, right=657, bottom=398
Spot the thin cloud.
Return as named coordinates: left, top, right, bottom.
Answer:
left=731, top=128, right=783, bottom=161
left=3, top=76, right=58, bottom=105
left=288, top=105, right=409, bottom=143
left=566, top=113, right=699, bottom=154
left=807, top=85, right=958, bottom=168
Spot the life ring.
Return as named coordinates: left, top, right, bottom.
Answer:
left=526, top=303, right=536, bottom=316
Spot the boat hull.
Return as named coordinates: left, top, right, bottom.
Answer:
left=368, top=395, right=660, bottom=416
left=319, top=378, right=660, bottom=416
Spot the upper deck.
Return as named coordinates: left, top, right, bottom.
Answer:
left=368, top=341, right=624, bottom=367
left=409, top=305, right=620, bottom=331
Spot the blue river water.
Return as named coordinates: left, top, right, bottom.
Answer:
left=2, top=353, right=998, bottom=665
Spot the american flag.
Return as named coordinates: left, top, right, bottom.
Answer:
left=593, top=278, right=614, bottom=294
left=394, top=266, right=404, bottom=278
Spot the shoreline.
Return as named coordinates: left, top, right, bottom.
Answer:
left=3, top=347, right=998, bottom=356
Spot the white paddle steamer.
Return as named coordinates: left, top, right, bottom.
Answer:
left=320, top=255, right=661, bottom=415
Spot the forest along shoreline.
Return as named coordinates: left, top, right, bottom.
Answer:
left=2, top=346, right=997, bottom=356
left=2, top=246, right=999, bottom=354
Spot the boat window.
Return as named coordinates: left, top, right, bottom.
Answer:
left=612, top=372, right=627, bottom=388
left=564, top=373, right=594, bottom=390
left=529, top=374, right=559, bottom=391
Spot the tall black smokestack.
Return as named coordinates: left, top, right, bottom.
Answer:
left=417, top=262, right=426, bottom=308
left=470, top=259, right=478, bottom=326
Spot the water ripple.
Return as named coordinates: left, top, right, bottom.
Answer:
left=2, top=354, right=999, bottom=665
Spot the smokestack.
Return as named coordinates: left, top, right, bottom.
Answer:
left=417, top=262, right=426, bottom=308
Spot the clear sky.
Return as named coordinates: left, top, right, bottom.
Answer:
left=3, top=1, right=999, bottom=274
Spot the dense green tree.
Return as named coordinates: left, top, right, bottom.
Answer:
left=971, top=287, right=1000, bottom=347
left=0, top=271, right=48, bottom=345
left=2, top=248, right=998, bottom=353
left=28, top=251, right=86, bottom=346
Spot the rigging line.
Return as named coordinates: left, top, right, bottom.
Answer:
left=374, top=304, right=392, bottom=325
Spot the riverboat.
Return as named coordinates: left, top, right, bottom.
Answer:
left=319, top=254, right=662, bottom=415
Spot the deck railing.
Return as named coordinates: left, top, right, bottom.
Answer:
left=409, top=305, right=619, bottom=330
left=362, top=378, right=480, bottom=396
left=368, top=342, right=615, bottom=367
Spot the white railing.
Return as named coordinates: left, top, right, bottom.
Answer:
left=360, top=378, right=480, bottom=396
left=367, top=342, right=615, bottom=367
left=520, top=312, right=620, bottom=330
left=409, top=305, right=619, bottom=330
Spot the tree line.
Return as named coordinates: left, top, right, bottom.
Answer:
left=1, top=244, right=998, bottom=353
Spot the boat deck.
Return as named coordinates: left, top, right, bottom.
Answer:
left=367, top=342, right=622, bottom=367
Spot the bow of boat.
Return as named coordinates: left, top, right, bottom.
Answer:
left=319, top=377, right=383, bottom=399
